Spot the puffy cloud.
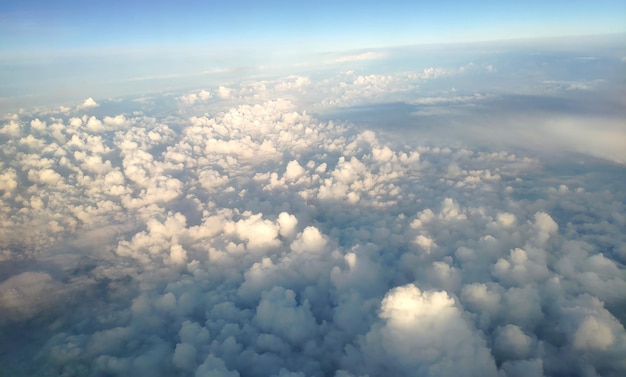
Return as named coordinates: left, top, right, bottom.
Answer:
left=228, top=213, right=281, bottom=253
left=361, top=284, right=498, bottom=377
left=574, top=316, right=615, bottom=351
left=180, top=89, right=213, bottom=105
left=196, top=355, right=240, bottom=377
left=274, top=76, right=311, bottom=91
left=30, top=118, right=46, bottom=132
left=493, top=325, right=535, bottom=360
left=290, top=226, right=327, bottom=253
left=0, top=271, right=89, bottom=325
left=218, top=86, right=233, bottom=99
left=254, top=287, right=317, bottom=345
left=0, top=119, right=21, bottom=136
left=277, top=212, right=298, bottom=238
left=0, top=168, right=18, bottom=197
left=78, top=97, right=99, bottom=109
left=283, top=160, right=306, bottom=181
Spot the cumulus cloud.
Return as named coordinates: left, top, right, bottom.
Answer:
left=0, top=41, right=624, bottom=377
left=217, top=85, right=233, bottom=99
left=179, top=89, right=213, bottom=105
left=361, top=284, right=498, bottom=376
left=77, top=97, right=99, bottom=109
left=274, top=76, right=311, bottom=91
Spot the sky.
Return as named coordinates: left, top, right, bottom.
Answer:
left=1, top=0, right=625, bottom=108
left=1, top=2, right=626, bottom=377
left=0, top=0, right=626, bottom=54
left=2, top=0, right=626, bottom=52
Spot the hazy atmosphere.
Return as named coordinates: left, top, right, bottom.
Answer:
left=1, top=1, right=625, bottom=376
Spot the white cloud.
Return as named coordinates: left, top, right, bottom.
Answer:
left=217, top=86, right=233, bottom=99
left=30, top=118, right=46, bottom=132
left=362, top=284, right=498, bottom=376
left=228, top=213, right=281, bottom=253
left=290, top=226, right=328, bottom=253
left=78, top=97, right=99, bottom=109
left=0, top=168, right=18, bottom=198
left=277, top=212, right=298, bottom=238
left=179, top=89, right=213, bottom=105
left=0, top=119, right=21, bottom=136
left=283, top=160, right=306, bottom=181
left=274, top=76, right=311, bottom=91
left=334, top=51, right=387, bottom=63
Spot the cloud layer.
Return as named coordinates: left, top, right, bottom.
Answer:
left=1, top=47, right=625, bottom=377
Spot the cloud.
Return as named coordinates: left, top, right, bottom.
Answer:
left=274, top=76, right=311, bottom=91
left=0, top=168, right=18, bottom=198
left=334, top=51, right=387, bottom=63
left=361, top=284, right=498, bottom=376
left=0, top=43, right=624, bottom=377
left=0, top=119, right=21, bottom=136
left=77, top=97, right=99, bottom=109
left=179, top=89, right=213, bottom=106
left=0, top=272, right=62, bottom=323
left=218, top=86, right=233, bottom=99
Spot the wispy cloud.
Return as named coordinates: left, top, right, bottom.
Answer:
left=334, top=51, right=387, bottom=63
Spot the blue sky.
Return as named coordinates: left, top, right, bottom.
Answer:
left=1, top=0, right=624, bottom=109
left=2, top=0, right=625, bottom=53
